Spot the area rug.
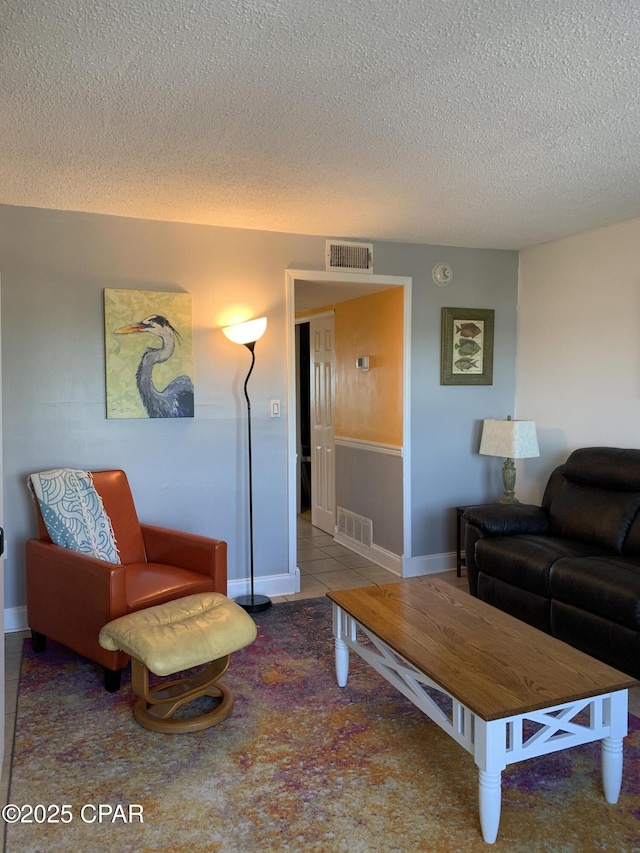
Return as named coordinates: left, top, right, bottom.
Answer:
left=5, top=597, right=640, bottom=853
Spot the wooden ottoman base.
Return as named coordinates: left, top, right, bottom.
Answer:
left=131, top=655, right=235, bottom=734
left=98, top=593, right=258, bottom=734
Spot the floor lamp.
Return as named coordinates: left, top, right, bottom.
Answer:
left=223, top=317, right=272, bottom=613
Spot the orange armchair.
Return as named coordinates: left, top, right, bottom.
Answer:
left=25, top=470, right=227, bottom=691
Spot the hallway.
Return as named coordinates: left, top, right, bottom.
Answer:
left=275, top=514, right=469, bottom=602
left=272, top=514, right=400, bottom=601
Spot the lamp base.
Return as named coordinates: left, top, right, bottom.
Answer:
left=501, top=458, right=517, bottom=503
left=235, top=593, right=272, bottom=613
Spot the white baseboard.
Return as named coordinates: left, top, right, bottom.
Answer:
left=331, top=537, right=460, bottom=580
left=227, top=569, right=300, bottom=599
left=4, top=572, right=302, bottom=634
left=401, top=551, right=457, bottom=578
left=5, top=606, right=28, bottom=633
left=333, top=533, right=403, bottom=575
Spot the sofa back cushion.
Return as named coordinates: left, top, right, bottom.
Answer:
left=549, top=482, right=640, bottom=552
left=548, top=447, right=640, bottom=553
left=563, top=447, right=640, bottom=490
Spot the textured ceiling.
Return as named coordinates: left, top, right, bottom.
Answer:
left=2, top=0, right=640, bottom=249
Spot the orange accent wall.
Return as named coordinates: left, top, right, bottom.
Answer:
left=335, top=288, right=403, bottom=445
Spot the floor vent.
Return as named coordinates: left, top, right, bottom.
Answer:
left=337, top=507, right=373, bottom=547
left=326, top=240, right=373, bottom=273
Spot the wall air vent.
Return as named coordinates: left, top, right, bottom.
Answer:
left=326, top=240, right=373, bottom=273
left=337, top=507, right=373, bottom=548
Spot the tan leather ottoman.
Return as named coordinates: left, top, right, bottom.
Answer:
left=99, top=592, right=257, bottom=733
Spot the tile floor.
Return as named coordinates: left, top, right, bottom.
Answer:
left=2, top=515, right=639, bottom=808
left=272, top=513, right=415, bottom=602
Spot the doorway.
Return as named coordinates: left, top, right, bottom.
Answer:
left=308, top=313, right=336, bottom=535
left=286, top=269, right=412, bottom=579
left=296, top=322, right=311, bottom=515
left=296, top=313, right=337, bottom=535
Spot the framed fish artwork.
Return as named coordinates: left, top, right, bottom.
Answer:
left=440, top=307, right=495, bottom=385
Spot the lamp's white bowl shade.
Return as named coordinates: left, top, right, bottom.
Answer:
left=479, top=419, right=540, bottom=459
left=222, top=317, right=267, bottom=345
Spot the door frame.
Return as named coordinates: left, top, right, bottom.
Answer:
left=285, top=269, right=412, bottom=577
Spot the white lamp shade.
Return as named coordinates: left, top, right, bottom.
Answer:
left=222, top=317, right=267, bottom=345
left=479, top=418, right=539, bottom=459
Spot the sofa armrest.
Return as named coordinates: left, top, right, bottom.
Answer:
left=140, top=524, right=227, bottom=594
left=463, top=504, right=550, bottom=598
left=463, top=503, right=550, bottom=537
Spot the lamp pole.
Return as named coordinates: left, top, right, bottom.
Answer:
left=222, top=318, right=271, bottom=613
left=236, top=340, right=271, bottom=612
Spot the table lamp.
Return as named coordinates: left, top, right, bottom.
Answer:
left=479, top=416, right=539, bottom=503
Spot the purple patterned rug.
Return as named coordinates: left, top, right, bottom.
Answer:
left=6, top=597, right=640, bottom=852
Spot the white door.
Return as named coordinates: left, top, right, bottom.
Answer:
left=310, top=314, right=335, bottom=535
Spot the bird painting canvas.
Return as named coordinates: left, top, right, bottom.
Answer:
left=104, top=289, right=194, bottom=419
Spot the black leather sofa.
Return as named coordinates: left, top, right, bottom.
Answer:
left=464, top=447, right=640, bottom=679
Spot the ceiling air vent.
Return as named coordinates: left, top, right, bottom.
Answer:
left=326, top=240, right=373, bottom=273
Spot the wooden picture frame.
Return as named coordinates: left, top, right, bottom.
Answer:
left=441, top=307, right=494, bottom=386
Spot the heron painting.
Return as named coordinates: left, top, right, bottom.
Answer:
left=104, top=289, right=194, bottom=419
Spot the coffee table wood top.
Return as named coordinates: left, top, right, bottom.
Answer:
left=328, top=578, right=638, bottom=721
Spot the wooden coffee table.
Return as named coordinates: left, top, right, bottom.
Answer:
left=327, top=579, right=638, bottom=844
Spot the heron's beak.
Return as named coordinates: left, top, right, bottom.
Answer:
left=115, top=323, right=145, bottom=334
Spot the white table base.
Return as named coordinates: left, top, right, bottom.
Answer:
left=332, top=603, right=628, bottom=844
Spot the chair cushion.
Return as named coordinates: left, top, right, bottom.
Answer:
left=551, top=601, right=640, bottom=678
left=477, top=574, right=551, bottom=632
left=474, top=535, right=609, bottom=597
left=99, top=593, right=257, bottom=676
left=125, top=563, right=214, bottom=611
left=550, top=556, right=640, bottom=631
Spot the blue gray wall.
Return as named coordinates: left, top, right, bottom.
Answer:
left=0, top=203, right=518, bottom=616
left=375, top=241, right=519, bottom=559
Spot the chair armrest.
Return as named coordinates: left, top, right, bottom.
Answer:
left=25, top=539, right=128, bottom=658
left=140, top=525, right=227, bottom=594
left=463, top=503, right=550, bottom=537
